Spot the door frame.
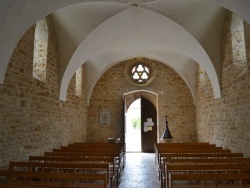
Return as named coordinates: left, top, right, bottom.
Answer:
left=123, top=90, right=159, bottom=144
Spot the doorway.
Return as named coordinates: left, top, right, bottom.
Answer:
left=125, top=98, right=141, bottom=152
left=123, top=91, right=158, bottom=153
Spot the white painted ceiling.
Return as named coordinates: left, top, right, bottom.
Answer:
left=1, top=0, right=250, bottom=104
left=50, top=0, right=225, bottom=103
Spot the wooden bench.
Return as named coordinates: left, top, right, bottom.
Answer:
left=159, top=153, right=243, bottom=170
left=70, top=143, right=124, bottom=148
left=156, top=147, right=231, bottom=166
left=162, top=158, right=250, bottom=187
left=57, top=143, right=126, bottom=168
left=44, top=152, right=123, bottom=171
left=9, top=161, right=113, bottom=187
left=155, top=143, right=211, bottom=152
left=67, top=143, right=125, bottom=154
left=53, top=148, right=123, bottom=154
left=158, top=153, right=243, bottom=187
left=66, top=143, right=124, bottom=149
left=160, top=153, right=243, bottom=160
left=156, top=148, right=231, bottom=178
left=169, top=173, right=250, bottom=188
left=155, top=143, right=210, bottom=147
left=0, top=170, right=108, bottom=188
left=52, top=146, right=125, bottom=171
left=165, top=163, right=250, bottom=188
left=69, top=143, right=126, bottom=160
left=154, top=143, right=212, bottom=162
left=53, top=148, right=123, bottom=163
left=29, top=156, right=121, bottom=186
left=158, top=152, right=240, bottom=168
left=163, top=157, right=250, bottom=165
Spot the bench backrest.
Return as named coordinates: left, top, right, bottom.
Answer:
left=156, top=148, right=231, bottom=164
left=164, top=157, right=250, bottom=164
left=160, top=152, right=243, bottom=159
left=45, top=151, right=120, bottom=157
left=165, top=163, right=250, bottom=187
left=0, top=170, right=107, bottom=188
left=169, top=173, right=250, bottom=188
left=158, top=152, right=244, bottom=168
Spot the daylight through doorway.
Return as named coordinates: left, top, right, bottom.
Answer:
left=125, top=98, right=141, bottom=152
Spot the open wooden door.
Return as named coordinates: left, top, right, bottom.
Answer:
left=141, top=97, right=157, bottom=152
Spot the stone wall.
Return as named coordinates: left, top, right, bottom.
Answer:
left=196, top=11, right=250, bottom=157
left=87, top=58, right=196, bottom=143
left=0, top=17, right=87, bottom=169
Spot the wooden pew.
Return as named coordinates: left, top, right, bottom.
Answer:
left=169, top=173, right=250, bottom=188
left=58, top=145, right=123, bottom=150
left=70, top=143, right=126, bottom=162
left=52, top=148, right=123, bottom=163
left=53, top=148, right=122, bottom=153
left=156, top=147, right=230, bottom=166
left=160, top=153, right=243, bottom=160
left=158, top=153, right=243, bottom=187
left=0, top=170, right=108, bottom=188
left=155, top=142, right=210, bottom=147
left=165, top=163, right=250, bottom=188
left=70, top=143, right=124, bottom=148
left=162, top=157, right=250, bottom=188
left=57, top=143, right=124, bottom=149
left=155, top=143, right=211, bottom=152
left=8, top=161, right=112, bottom=188
left=159, top=153, right=243, bottom=168
left=156, top=148, right=231, bottom=181
left=158, top=150, right=234, bottom=167
left=67, top=143, right=124, bottom=148
left=29, top=156, right=120, bottom=186
left=44, top=152, right=123, bottom=170
left=163, top=157, right=250, bottom=165
left=154, top=142, right=212, bottom=163
left=58, top=142, right=126, bottom=166
left=52, top=144, right=125, bottom=172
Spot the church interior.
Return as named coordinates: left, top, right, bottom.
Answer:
left=0, top=0, right=250, bottom=187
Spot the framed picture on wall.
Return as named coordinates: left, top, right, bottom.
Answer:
left=100, top=108, right=110, bottom=126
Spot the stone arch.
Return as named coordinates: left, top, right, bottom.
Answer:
left=123, top=90, right=158, bottom=114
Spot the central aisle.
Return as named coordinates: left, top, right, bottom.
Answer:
left=118, top=152, right=160, bottom=188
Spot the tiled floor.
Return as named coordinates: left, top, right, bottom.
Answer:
left=118, top=152, right=160, bottom=188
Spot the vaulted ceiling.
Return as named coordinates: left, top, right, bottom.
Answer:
left=0, top=0, right=250, bottom=104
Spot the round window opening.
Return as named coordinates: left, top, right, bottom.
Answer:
left=125, top=59, right=156, bottom=86
left=131, top=63, right=151, bottom=83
